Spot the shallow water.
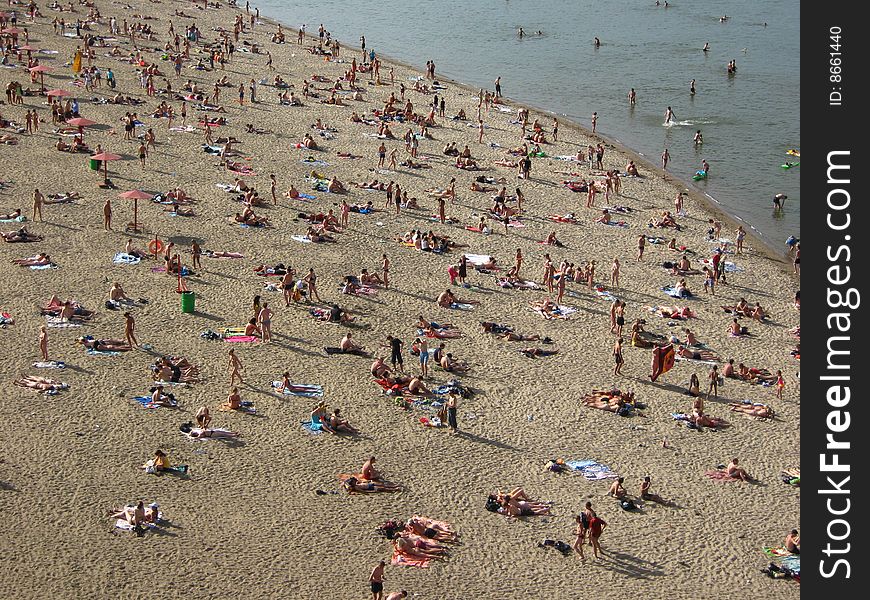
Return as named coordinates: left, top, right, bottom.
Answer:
left=257, top=0, right=800, bottom=246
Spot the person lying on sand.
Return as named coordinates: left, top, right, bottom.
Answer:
left=0, top=208, right=22, bottom=220
left=494, top=490, right=552, bottom=517
left=393, top=534, right=447, bottom=559
left=405, top=516, right=459, bottom=543
left=13, top=375, right=69, bottom=392
left=519, top=347, right=559, bottom=358
left=234, top=210, right=269, bottom=227
left=729, top=402, right=775, bottom=418
left=12, top=253, right=52, bottom=267
left=676, top=346, right=719, bottom=362
left=77, top=336, right=132, bottom=352
left=344, top=475, right=401, bottom=493
left=439, top=353, right=470, bottom=373
left=185, top=426, right=240, bottom=439
left=436, top=289, right=480, bottom=308
left=108, top=501, right=160, bottom=526
left=2, top=227, right=42, bottom=242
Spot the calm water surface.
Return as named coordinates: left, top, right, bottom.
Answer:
left=256, top=0, right=800, bottom=246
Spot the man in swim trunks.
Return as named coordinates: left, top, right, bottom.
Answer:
left=369, top=561, right=385, bottom=600
left=386, top=335, right=404, bottom=373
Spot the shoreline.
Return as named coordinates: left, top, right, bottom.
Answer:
left=256, top=9, right=791, bottom=267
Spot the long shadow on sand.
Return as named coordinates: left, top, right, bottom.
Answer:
left=456, top=430, right=520, bottom=452
left=596, top=549, right=666, bottom=579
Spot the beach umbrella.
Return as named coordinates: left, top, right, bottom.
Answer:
left=28, top=64, right=53, bottom=91
left=66, top=117, right=97, bottom=141
left=46, top=89, right=73, bottom=102
left=118, top=189, right=151, bottom=232
left=90, top=152, right=122, bottom=187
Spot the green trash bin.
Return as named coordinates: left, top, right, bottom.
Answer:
left=180, top=291, right=195, bottom=313
left=89, top=159, right=101, bottom=171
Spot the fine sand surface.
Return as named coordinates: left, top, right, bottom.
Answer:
left=0, top=2, right=800, bottom=598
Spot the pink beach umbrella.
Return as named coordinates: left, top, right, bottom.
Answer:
left=118, top=189, right=152, bottom=232
left=89, top=152, right=122, bottom=187
left=28, top=64, right=53, bottom=91
left=66, top=116, right=97, bottom=139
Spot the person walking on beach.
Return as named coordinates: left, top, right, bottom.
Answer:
left=636, top=234, right=646, bottom=261
left=494, top=76, right=502, bottom=98
left=228, top=348, right=244, bottom=385
left=258, top=302, right=273, bottom=343
left=661, top=148, right=670, bottom=170
left=382, top=254, right=390, bottom=288
left=572, top=514, right=586, bottom=560
left=387, top=335, right=404, bottom=373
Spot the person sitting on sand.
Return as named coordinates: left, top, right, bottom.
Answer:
left=440, top=352, right=469, bottom=374
left=243, top=318, right=262, bottom=338
left=725, top=457, right=752, bottom=481
left=626, top=161, right=639, bottom=176
left=371, top=356, right=392, bottom=379
left=328, top=408, right=359, bottom=434
left=728, top=318, right=749, bottom=337
left=639, top=477, right=671, bottom=505
left=408, top=375, right=433, bottom=397
left=607, top=477, right=627, bottom=499
left=149, top=385, right=177, bottom=408
left=785, top=530, right=800, bottom=554
left=327, top=177, right=346, bottom=193
left=339, top=332, right=369, bottom=355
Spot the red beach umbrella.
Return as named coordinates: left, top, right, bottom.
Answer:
left=46, top=89, right=73, bottom=100
left=89, top=152, right=122, bottom=187
left=118, top=189, right=152, bottom=232
left=28, top=64, right=53, bottom=91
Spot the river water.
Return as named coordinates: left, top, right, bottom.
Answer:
left=256, top=0, right=800, bottom=246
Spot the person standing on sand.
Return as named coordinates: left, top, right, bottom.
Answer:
left=572, top=515, right=586, bottom=560
left=478, top=119, right=484, bottom=144
left=636, top=234, right=646, bottom=261
left=587, top=509, right=607, bottom=558
left=258, top=302, right=273, bottom=343
left=191, top=241, right=202, bottom=270
left=228, top=348, right=244, bottom=385
left=369, top=560, right=385, bottom=600
left=613, top=337, right=624, bottom=376
left=270, top=174, right=277, bottom=204
left=124, top=312, right=138, bottom=348
left=446, top=393, right=458, bottom=433
left=494, top=76, right=502, bottom=98
left=382, top=254, right=390, bottom=288
left=661, top=148, right=670, bottom=170
left=38, top=325, right=49, bottom=361
left=32, top=188, right=44, bottom=223
left=706, top=364, right=719, bottom=399
left=591, top=112, right=598, bottom=133
left=103, top=198, right=112, bottom=231
left=610, top=258, right=621, bottom=288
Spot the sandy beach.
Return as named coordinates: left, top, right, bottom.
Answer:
left=0, top=1, right=800, bottom=598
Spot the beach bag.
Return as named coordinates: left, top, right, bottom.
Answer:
left=485, top=497, right=501, bottom=513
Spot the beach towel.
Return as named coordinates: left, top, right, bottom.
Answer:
left=46, top=316, right=81, bottom=328
left=0, top=215, right=27, bottom=223
left=662, top=286, right=691, bottom=299
left=32, top=361, right=65, bottom=369
left=449, top=302, right=475, bottom=311
left=533, top=305, right=577, bottom=320
left=291, top=235, right=312, bottom=243
left=113, top=252, right=141, bottom=265
left=224, top=336, right=259, bottom=343
left=132, top=395, right=176, bottom=409
left=463, top=254, right=495, bottom=266
left=301, top=420, right=324, bottom=435
left=29, top=263, right=58, bottom=270
left=87, top=349, right=121, bottom=356
left=565, top=460, right=619, bottom=481
left=391, top=549, right=432, bottom=568
left=271, top=381, right=324, bottom=398
left=649, top=344, right=675, bottom=382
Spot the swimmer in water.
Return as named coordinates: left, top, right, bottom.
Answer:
left=664, top=106, right=676, bottom=124
left=693, top=130, right=703, bottom=145
left=517, top=27, right=525, bottom=38
left=702, top=42, right=710, bottom=52
left=690, top=79, right=696, bottom=96
left=773, top=194, right=787, bottom=211
left=594, top=37, right=601, bottom=48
